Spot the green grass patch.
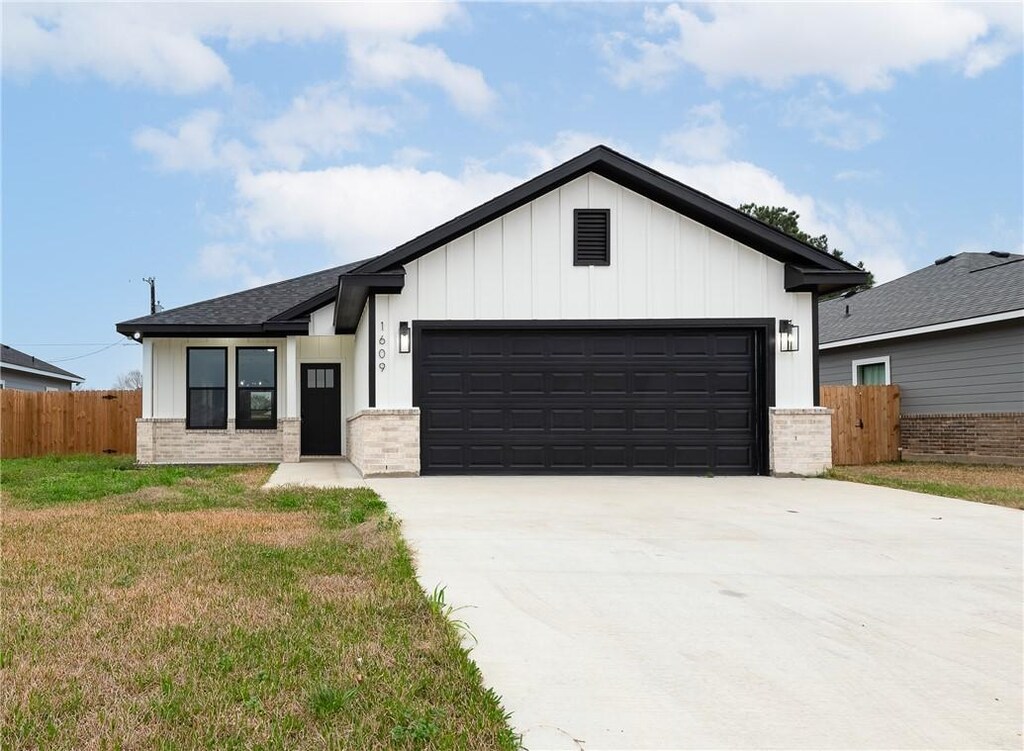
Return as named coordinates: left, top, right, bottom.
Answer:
left=1, top=456, right=520, bottom=749
left=0, top=454, right=247, bottom=507
left=826, top=462, right=1024, bottom=510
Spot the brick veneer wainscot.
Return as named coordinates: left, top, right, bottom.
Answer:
left=769, top=407, right=833, bottom=476
left=136, top=418, right=299, bottom=464
left=346, top=409, right=420, bottom=477
left=901, top=413, right=1024, bottom=462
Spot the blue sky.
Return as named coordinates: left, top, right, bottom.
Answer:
left=3, top=2, right=1021, bottom=388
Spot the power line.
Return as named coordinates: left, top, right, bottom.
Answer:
left=8, top=342, right=128, bottom=347
left=50, top=341, right=133, bottom=363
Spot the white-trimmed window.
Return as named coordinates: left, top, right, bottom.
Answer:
left=852, top=356, right=890, bottom=385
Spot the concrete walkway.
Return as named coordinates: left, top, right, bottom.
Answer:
left=263, top=459, right=367, bottom=489
left=369, top=475, right=1022, bottom=750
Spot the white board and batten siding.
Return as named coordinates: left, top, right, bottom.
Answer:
left=357, top=173, right=815, bottom=411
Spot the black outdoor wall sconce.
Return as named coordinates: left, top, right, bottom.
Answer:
left=779, top=319, right=799, bottom=352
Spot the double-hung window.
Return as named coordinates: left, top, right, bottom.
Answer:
left=852, top=356, right=891, bottom=385
left=236, top=347, right=277, bottom=429
left=187, top=348, right=227, bottom=429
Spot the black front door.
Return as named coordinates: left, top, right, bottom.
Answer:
left=301, top=364, right=341, bottom=456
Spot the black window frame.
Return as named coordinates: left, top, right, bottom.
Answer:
left=186, top=347, right=228, bottom=430
left=573, top=208, right=611, bottom=266
left=235, top=346, right=278, bottom=430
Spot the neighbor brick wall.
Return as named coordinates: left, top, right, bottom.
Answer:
left=769, top=407, right=833, bottom=476
left=136, top=418, right=297, bottom=464
left=347, top=409, right=420, bottom=477
left=901, top=413, right=1024, bottom=462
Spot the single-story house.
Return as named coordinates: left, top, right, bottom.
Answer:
left=116, top=146, right=867, bottom=476
left=820, top=251, right=1023, bottom=464
left=0, top=344, right=84, bottom=391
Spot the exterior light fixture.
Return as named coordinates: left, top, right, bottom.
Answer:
left=398, top=321, right=411, bottom=353
left=133, top=331, right=142, bottom=341
left=779, top=319, right=799, bottom=352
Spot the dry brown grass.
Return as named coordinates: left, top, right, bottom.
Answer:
left=828, top=461, right=1024, bottom=509
left=0, top=459, right=519, bottom=750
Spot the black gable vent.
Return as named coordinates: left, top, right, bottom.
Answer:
left=934, top=255, right=955, bottom=265
left=574, top=209, right=610, bottom=266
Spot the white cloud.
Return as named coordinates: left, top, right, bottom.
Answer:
left=3, top=3, right=478, bottom=99
left=660, top=101, right=737, bottom=161
left=651, top=157, right=910, bottom=283
left=3, top=4, right=231, bottom=93
left=347, top=38, right=497, bottom=116
left=783, top=89, right=884, bottom=150
left=604, top=2, right=1022, bottom=92
left=253, top=85, right=394, bottom=169
left=235, top=164, right=519, bottom=260
left=134, top=85, right=394, bottom=172
left=133, top=110, right=250, bottom=173
left=511, top=130, right=619, bottom=173
left=195, top=242, right=283, bottom=289
left=834, top=169, right=881, bottom=183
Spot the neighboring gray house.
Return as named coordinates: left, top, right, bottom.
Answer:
left=0, top=344, right=84, bottom=391
left=819, top=252, right=1024, bottom=464
left=116, top=146, right=868, bottom=476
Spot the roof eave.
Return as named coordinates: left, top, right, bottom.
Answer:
left=333, top=271, right=406, bottom=334
left=114, top=321, right=310, bottom=341
left=785, top=265, right=870, bottom=294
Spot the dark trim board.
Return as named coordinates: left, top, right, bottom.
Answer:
left=412, top=319, right=775, bottom=476
left=185, top=346, right=228, bottom=430
left=811, top=292, right=821, bottom=407
left=367, top=294, right=376, bottom=408
left=235, top=346, right=278, bottom=429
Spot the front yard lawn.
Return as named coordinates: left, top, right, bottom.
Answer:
left=0, top=455, right=518, bottom=750
left=827, top=461, right=1024, bottom=510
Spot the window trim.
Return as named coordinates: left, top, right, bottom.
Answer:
left=851, top=355, right=891, bottom=385
left=573, top=208, right=611, bottom=266
left=235, top=346, right=278, bottom=430
left=186, top=346, right=228, bottom=430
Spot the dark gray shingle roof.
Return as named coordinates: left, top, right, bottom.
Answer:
left=118, top=261, right=364, bottom=328
left=0, top=344, right=84, bottom=381
left=819, top=252, right=1024, bottom=344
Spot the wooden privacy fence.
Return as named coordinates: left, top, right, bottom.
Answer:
left=1, top=389, right=141, bottom=458
left=820, top=385, right=901, bottom=465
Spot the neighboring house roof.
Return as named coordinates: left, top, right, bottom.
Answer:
left=0, top=344, right=84, bottom=383
left=117, top=260, right=366, bottom=336
left=118, top=145, right=869, bottom=339
left=819, top=252, right=1024, bottom=347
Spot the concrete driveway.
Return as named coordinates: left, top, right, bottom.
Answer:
left=368, top=476, right=1022, bottom=750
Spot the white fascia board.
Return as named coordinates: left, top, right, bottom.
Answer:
left=0, top=361, right=83, bottom=382
left=820, top=308, right=1024, bottom=350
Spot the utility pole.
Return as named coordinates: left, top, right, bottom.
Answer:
left=142, top=277, right=157, bottom=315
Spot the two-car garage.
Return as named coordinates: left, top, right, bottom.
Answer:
left=414, top=321, right=772, bottom=475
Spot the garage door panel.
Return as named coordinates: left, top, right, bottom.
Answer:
left=592, top=409, right=628, bottom=431
left=468, top=409, right=503, bottom=431
left=551, top=409, right=586, bottom=431
left=716, top=409, right=753, bottom=431
left=417, top=325, right=764, bottom=475
left=551, top=445, right=587, bottom=468
left=424, top=408, right=463, bottom=431
left=509, top=409, right=545, bottom=431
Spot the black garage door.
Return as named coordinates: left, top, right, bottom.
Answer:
left=414, top=322, right=768, bottom=475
